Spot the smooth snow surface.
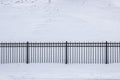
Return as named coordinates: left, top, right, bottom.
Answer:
left=0, top=0, right=120, bottom=41
left=0, top=64, right=120, bottom=80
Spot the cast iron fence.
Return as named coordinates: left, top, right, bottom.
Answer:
left=0, top=41, right=120, bottom=64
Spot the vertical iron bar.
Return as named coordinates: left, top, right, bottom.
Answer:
left=26, top=41, right=29, bottom=64
left=106, top=41, right=108, bottom=64
left=65, top=41, right=68, bottom=64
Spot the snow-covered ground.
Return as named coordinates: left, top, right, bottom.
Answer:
left=0, top=0, right=120, bottom=80
left=0, top=63, right=120, bottom=80
left=0, top=0, right=120, bottom=41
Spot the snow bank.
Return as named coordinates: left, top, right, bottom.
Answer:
left=0, top=0, right=120, bottom=41
left=0, top=63, right=120, bottom=80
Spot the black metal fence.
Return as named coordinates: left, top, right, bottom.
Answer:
left=0, top=41, right=120, bottom=64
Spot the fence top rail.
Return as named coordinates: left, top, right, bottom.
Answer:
left=0, top=42, right=120, bottom=47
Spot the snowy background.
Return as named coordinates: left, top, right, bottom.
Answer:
left=0, top=0, right=120, bottom=41
left=0, top=0, right=120, bottom=80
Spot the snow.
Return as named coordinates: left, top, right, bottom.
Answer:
left=0, top=0, right=120, bottom=41
left=0, top=0, right=120, bottom=80
left=0, top=63, right=120, bottom=80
